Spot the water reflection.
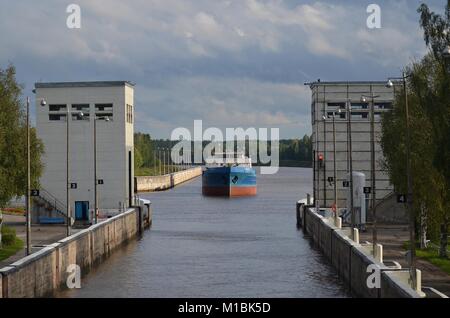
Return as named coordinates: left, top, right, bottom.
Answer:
left=59, top=167, right=350, bottom=298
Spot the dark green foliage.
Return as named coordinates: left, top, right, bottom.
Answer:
left=1, top=225, right=16, bottom=246
left=0, top=65, right=44, bottom=208
left=381, top=1, right=449, bottom=258
left=134, top=133, right=158, bottom=168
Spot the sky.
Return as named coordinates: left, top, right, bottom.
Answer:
left=0, top=0, right=445, bottom=139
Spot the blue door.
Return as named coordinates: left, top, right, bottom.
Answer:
left=75, top=201, right=89, bottom=221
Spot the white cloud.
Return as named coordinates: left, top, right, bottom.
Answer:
left=0, top=0, right=437, bottom=139
left=134, top=76, right=311, bottom=138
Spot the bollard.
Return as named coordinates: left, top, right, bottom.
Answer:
left=375, top=244, right=383, bottom=264
left=335, top=217, right=342, bottom=229
left=296, top=201, right=302, bottom=228
left=306, top=193, right=311, bottom=205
left=353, top=228, right=360, bottom=244
left=416, top=269, right=422, bottom=293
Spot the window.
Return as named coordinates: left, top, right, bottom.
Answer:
left=351, top=112, right=368, bottom=119
left=49, top=114, right=66, bottom=121
left=126, top=104, right=133, bottom=124
left=49, top=104, right=67, bottom=112
left=72, top=113, right=89, bottom=121
left=99, top=113, right=113, bottom=120
left=375, top=103, right=392, bottom=110
left=327, top=102, right=346, bottom=109
left=72, top=104, right=90, bottom=111
left=95, top=103, right=113, bottom=111
left=327, top=111, right=346, bottom=120
left=351, top=103, right=368, bottom=110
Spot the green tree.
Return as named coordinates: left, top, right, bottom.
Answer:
left=417, top=1, right=450, bottom=258
left=134, top=147, right=144, bottom=170
left=381, top=1, right=449, bottom=258
left=0, top=65, right=44, bottom=208
left=134, top=133, right=158, bottom=168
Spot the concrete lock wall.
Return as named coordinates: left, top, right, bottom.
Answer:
left=299, top=204, right=423, bottom=298
left=135, top=167, right=202, bottom=192
left=0, top=207, right=148, bottom=298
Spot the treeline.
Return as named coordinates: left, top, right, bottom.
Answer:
left=380, top=2, right=449, bottom=258
left=0, top=65, right=44, bottom=208
left=134, top=133, right=312, bottom=168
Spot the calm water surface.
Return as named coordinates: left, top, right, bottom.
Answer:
left=60, top=167, right=350, bottom=298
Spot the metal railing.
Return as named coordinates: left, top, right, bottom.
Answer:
left=34, top=187, right=67, bottom=217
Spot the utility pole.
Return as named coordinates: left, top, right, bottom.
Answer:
left=315, top=104, right=320, bottom=212
left=370, top=95, right=377, bottom=257
left=347, top=100, right=355, bottom=233
left=66, top=105, right=71, bottom=236
left=387, top=73, right=415, bottom=289
left=153, top=147, right=156, bottom=174
left=158, top=148, right=161, bottom=176
left=403, top=71, right=416, bottom=289
left=26, top=97, right=31, bottom=255
left=93, top=116, right=109, bottom=224
left=94, top=116, right=98, bottom=224
left=361, top=92, right=380, bottom=257
left=332, top=112, right=338, bottom=220
left=163, top=148, right=166, bottom=175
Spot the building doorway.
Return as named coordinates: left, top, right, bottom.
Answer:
left=75, top=201, right=89, bottom=221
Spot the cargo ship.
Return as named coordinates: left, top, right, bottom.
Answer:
left=202, top=152, right=257, bottom=197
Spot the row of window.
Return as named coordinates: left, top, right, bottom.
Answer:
left=49, top=104, right=114, bottom=112
left=49, top=113, right=114, bottom=121
left=48, top=103, right=116, bottom=121
left=325, top=111, right=383, bottom=120
left=327, top=102, right=392, bottom=110
left=126, top=104, right=133, bottom=124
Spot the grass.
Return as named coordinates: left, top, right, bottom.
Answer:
left=416, top=249, right=450, bottom=275
left=0, top=226, right=24, bottom=262
left=404, top=241, right=450, bottom=275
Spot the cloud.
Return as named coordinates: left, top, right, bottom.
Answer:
left=134, top=76, right=311, bottom=137
left=0, top=0, right=441, bottom=138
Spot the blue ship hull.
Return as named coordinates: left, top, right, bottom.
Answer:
left=202, top=166, right=257, bottom=197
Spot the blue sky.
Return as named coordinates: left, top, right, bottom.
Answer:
left=0, top=0, right=444, bottom=138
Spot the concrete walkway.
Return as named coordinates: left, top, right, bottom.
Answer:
left=360, top=224, right=450, bottom=297
left=0, top=214, right=67, bottom=268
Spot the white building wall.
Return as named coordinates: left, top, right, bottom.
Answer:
left=35, top=82, right=134, bottom=221
left=310, top=82, right=397, bottom=209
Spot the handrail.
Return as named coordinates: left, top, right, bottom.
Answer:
left=35, top=187, right=67, bottom=216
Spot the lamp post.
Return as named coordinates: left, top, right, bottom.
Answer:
left=158, top=148, right=161, bottom=176
left=163, top=148, right=167, bottom=175
left=153, top=147, right=156, bottom=174
left=387, top=72, right=415, bottom=289
left=315, top=106, right=320, bottom=213
left=326, top=111, right=339, bottom=221
left=167, top=147, right=170, bottom=174
left=346, top=99, right=356, bottom=233
left=66, top=107, right=85, bottom=237
left=93, top=115, right=109, bottom=224
left=361, top=93, right=380, bottom=257
left=26, top=97, right=32, bottom=255
left=26, top=97, right=48, bottom=255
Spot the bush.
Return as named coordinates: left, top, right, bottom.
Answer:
left=1, top=226, right=16, bottom=246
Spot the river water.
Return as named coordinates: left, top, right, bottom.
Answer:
left=60, top=167, right=350, bottom=298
